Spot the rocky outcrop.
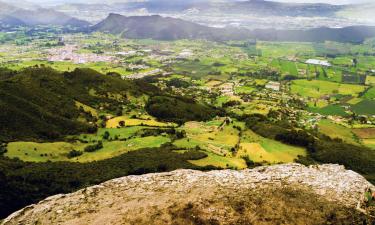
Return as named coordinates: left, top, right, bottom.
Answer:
left=2, top=164, right=374, bottom=225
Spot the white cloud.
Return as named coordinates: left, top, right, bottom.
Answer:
left=264, top=0, right=371, bottom=4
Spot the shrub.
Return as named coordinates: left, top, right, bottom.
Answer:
left=67, top=150, right=83, bottom=158
left=84, top=141, right=103, bottom=153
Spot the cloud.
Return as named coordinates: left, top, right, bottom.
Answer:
left=267, top=0, right=371, bottom=4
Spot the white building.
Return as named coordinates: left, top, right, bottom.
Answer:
left=265, top=81, right=281, bottom=91
left=306, top=59, right=331, bottom=67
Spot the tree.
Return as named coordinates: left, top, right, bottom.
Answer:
left=102, top=131, right=110, bottom=140
left=119, top=121, right=126, bottom=127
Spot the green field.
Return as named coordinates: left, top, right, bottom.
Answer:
left=309, top=105, right=349, bottom=116
left=6, top=136, right=170, bottom=162
left=318, top=120, right=358, bottom=145
left=352, top=100, right=375, bottom=115
left=291, top=80, right=366, bottom=98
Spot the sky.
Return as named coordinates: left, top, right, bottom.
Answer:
left=275, top=0, right=371, bottom=4
left=17, top=0, right=373, bottom=5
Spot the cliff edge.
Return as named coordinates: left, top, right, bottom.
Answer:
left=2, top=164, right=374, bottom=225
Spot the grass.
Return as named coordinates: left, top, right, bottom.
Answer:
left=5, top=142, right=86, bottom=162
left=352, top=100, right=375, bottom=115
left=75, top=101, right=98, bottom=117
left=75, top=136, right=170, bottom=162
left=106, top=116, right=175, bottom=128
left=6, top=136, right=171, bottom=163
left=78, top=127, right=147, bottom=142
left=189, top=151, right=247, bottom=169
left=235, top=86, right=256, bottom=94
left=291, top=80, right=366, bottom=98
left=363, top=87, right=375, bottom=100
left=309, top=105, right=349, bottom=116
left=318, top=119, right=358, bottom=145
left=238, top=139, right=306, bottom=164
left=363, top=139, right=375, bottom=150
left=366, top=76, right=375, bottom=85
left=279, top=60, right=298, bottom=76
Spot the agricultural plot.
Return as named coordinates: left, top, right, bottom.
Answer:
left=352, top=100, right=375, bottom=115
left=235, top=85, right=256, bottom=94
left=352, top=128, right=375, bottom=150
left=309, top=105, right=349, bottom=116
left=363, top=139, right=375, bottom=149
left=366, top=76, right=375, bottom=85
left=238, top=130, right=306, bottom=164
left=291, top=80, right=366, bottom=98
left=106, top=116, right=175, bottom=128
left=279, top=60, right=298, bottom=76
left=318, top=120, right=358, bottom=145
left=363, top=87, right=375, bottom=100
left=172, top=61, right=215, bottom=79
left=189, top=152, right=247, bottom=169
left=5, top=142, right=86, bottom=162
left=78, top=127, right=146, bottom=142
left=6, top=136, right=170, bottom=163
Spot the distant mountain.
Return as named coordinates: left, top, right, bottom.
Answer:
left=0, top=3, right=90, bottom=28
left=108, top=0, right=343, bottom=17
left=91, top=13, right=251, bottom=41
left=251, top=26, right=375, bottom=43
left=223, top=0, right=344, bottom=17
left=92, top=14, right=375, bottom=43
left=0, top=1, right=19, bottom=16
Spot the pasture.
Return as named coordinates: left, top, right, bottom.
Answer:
left=318, top=120, right=358, bottom=145
left=6, top=136, right=170, bottom=163
left=291, top=80, right=366, bottom=98
left=106, top=116, right=175, bottom=128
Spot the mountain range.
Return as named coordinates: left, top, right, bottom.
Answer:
left=91, top=13, right=251, bottom=41
left=0, top=1, right=90, bottom=27
left=53, top=0, right=349, bottom=17
left=92, top=13, right=375, bottom=43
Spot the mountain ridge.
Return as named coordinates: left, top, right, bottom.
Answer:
left=92, top=13, right=375, bottom=43
left=0, top=2, right=90, bottom=27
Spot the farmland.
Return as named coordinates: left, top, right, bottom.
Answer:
left=2, top=30, right=375, bottom=219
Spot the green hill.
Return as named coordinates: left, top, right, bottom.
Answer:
left=0, top=67, right=146, bottom=141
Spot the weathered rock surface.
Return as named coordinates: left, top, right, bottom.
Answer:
left=2, top=163, right=374, bottom=225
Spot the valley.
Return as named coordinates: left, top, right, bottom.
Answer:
left=1, top=0, right=375, bottom=222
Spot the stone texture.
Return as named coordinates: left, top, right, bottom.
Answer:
left=2, top=163, right=374, bottom=225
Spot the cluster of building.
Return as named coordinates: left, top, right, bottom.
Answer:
left=47, top=45, right=114, bottom=64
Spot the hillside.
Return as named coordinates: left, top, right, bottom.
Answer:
left=0, top=67, right=218, bottom=142
left=2, top=164, right=374, bottom=225
left=0, top=67, right=146, bottom=141
left=92, top=14, right=375, bottom=43
left=91, top=14, right=251, bottom=41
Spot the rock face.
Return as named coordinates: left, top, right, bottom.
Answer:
left=2, top=164, right=374, bottom=225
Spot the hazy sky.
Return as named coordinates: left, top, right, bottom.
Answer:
left=275, top=0, right=370, bottom=4
left=21, top=0, right=373, bottom=5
